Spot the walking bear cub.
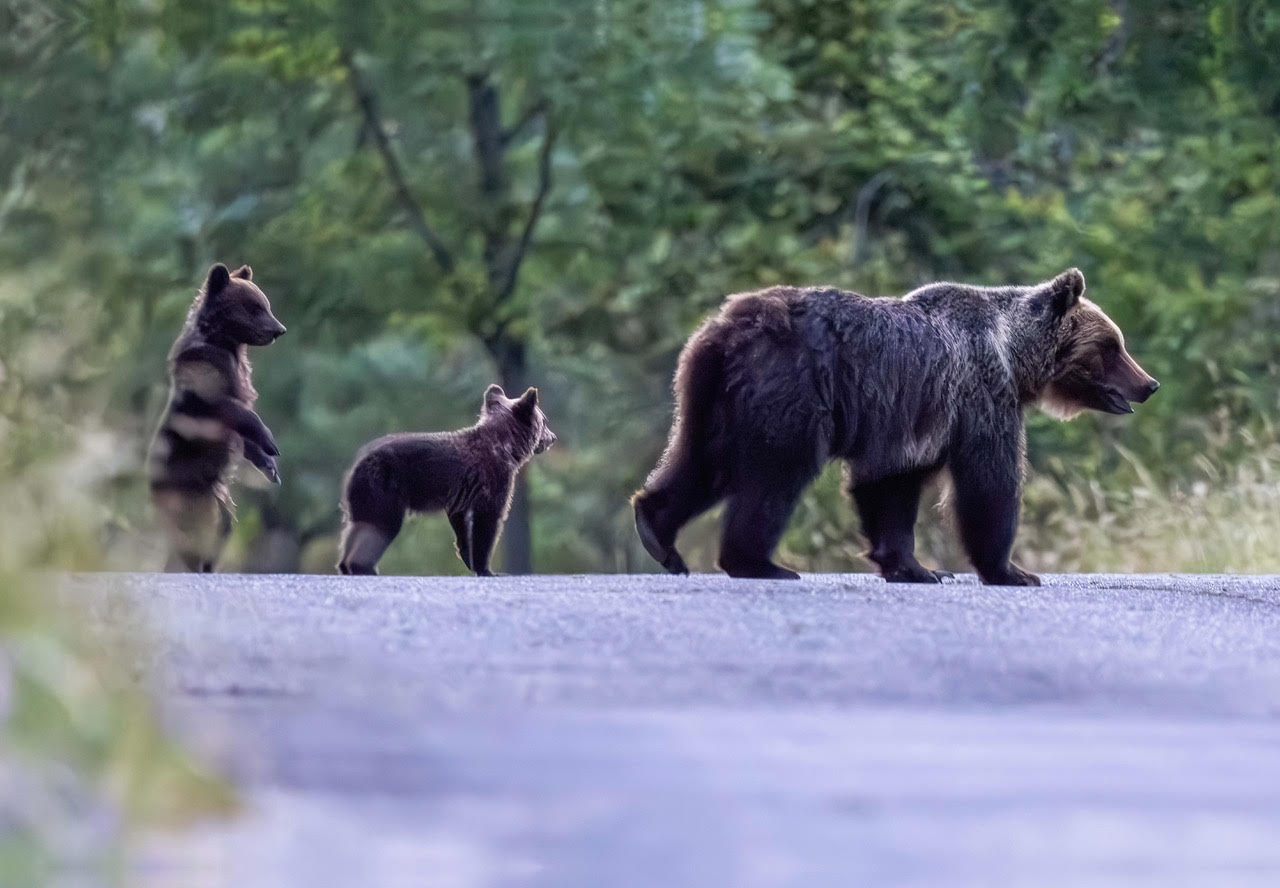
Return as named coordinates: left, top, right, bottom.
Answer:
left=149, top=263, right=287, bottom=572
left=633, top=269, right=1159, bottom=585
left=338, top=384, right=557, bottom=576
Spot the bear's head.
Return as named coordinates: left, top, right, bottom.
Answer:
left=482, top=384, right=558, bottom=454
left=1032, top=269, right=1159, bottom=420
left=198, top=263, right=287, bottom=347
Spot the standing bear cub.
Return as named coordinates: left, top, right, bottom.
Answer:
left=149, top=263, right=287, bottom=572
left=633, top=269, right=1158, bottom=585
left=338, top=384, right=557, bottom=576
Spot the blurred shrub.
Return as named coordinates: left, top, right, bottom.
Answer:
left=0, top=272, right=233, bottom=882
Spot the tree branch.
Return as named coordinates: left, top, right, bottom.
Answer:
left=340, top=47, right=456, bottom=274
left=495, top=113, right=556, bottom=306
left=502, top=98, right=549, bottom=148
left=1095, top=0, right=1129, bottom=77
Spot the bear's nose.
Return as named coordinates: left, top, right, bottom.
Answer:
left=1144, top=378, right=1160, bottom=398
left=273, top=324, right=287, bottom=340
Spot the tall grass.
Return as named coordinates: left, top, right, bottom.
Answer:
left=1019, top=433, right=1280, bottom=575
left=1, top=274, right=234, bottom=883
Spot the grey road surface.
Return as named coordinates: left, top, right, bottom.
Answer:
left=64, top=572, right=1280, bottom=888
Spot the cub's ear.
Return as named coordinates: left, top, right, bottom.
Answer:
left=483, top=384, right=506, bottom=409
left=513, top=387, right=539, bottom=417
left=1034, top=267, right=1085, bottom=317
left=205, top=263, right=231, bottom=295
left=232, top=264, right=253, bottom=281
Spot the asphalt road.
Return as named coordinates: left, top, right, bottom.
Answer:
left=64, top=572, right=1280, bottom=887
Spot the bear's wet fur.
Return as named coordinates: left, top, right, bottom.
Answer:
left=633, top=269, right=1159, bottom=585
left=149, top=263, right=287, bottom=572
left=337, top=385, right=557, bottom=576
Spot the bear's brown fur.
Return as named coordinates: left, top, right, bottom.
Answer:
left=633, top=269, right=1158, bottom=584
left=148, top=263, right=287, bottom=572
left=337, top=384, right=557, bottom=576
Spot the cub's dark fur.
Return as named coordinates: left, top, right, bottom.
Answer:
left=338, top=385, right=557, bottom=576
left=633, top=269, right=1158, bottom=585
left=149, top=263, right=287, bottom=572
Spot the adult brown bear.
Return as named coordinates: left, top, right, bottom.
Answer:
left=633, top=269, right=1158, bottom=585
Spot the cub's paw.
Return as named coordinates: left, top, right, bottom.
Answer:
left=258, top=455, right=281, bottom=485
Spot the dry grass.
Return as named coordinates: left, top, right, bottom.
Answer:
left=1018, top=441, right=1280, bottom=575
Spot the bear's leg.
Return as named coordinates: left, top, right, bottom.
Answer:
left=717, top=477, right=806, bottom=580
left=468, top=506, right=504, bottom=577
left=447, top=510, right=474, bottom=572
left=337, top=519, right=400, bottom=576
left=169, top=550, right=203, bottom=572
left=155, top=489, right=225, bottom=573
left=633, top=459, right=719, bottom=576
left=949, top=434, right=1039, bottom=586
left=850, top=466, right=949, bottom=583
left=206, top=497, right=233, bottom=574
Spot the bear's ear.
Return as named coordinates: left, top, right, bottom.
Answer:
left=204, top=263, right=231, bottom=296
left=232, top=264, right=253, bottom=281
left=1033, top=267, right=1085, bottom=317
left=513, top=387, right=539, bottom=418
left=483, top=384, right=506, bottom=409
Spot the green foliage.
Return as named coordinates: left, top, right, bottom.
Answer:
left=2, top=0, right=1278, bottom=576
left=0, top=265, right=234, bottom=876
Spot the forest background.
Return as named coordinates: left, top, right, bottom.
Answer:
left=4, top=0, right=1279, bottom=577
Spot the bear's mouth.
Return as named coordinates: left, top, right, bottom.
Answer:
left=1101, top=387, right=1135, bottom=415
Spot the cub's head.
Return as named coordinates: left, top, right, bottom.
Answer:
left=1032, top=268, right=1159, bottom=420
left=198, top=263, right=287, bottom=347
left=482, top=384, right=558, bottom=454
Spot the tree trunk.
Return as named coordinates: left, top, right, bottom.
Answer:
left=493, top=335, right=533, bottom=574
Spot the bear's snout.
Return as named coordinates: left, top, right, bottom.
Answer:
left=1122, top=374, right=1159, bottom=405
left=1136, top=378, right=1160, bottom=402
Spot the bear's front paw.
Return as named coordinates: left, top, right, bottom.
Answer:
left=259, top=455, right=281, bottom=485
left=883, top=563, right=942, bottom=584
left=982, top=563, right=1040, bottom=586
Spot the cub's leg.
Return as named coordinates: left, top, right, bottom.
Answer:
left=717, top=474, right=809, bottom=580
left=849, top=465, right=950, bottom=583
left=949, top=428, right=1039, bottom=586
left=633, top=454, right=719, bottom=576
left=338, top=457, right=404, bottom=576
left=337, top=519, right=400, bottom=575
left=154, top=488, right=226, bottom=573
left=205, top=497, right=233, bottom=573
left=467, top=505, right=505, bottom=577
left=447, top=510, right=473, bottom=572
